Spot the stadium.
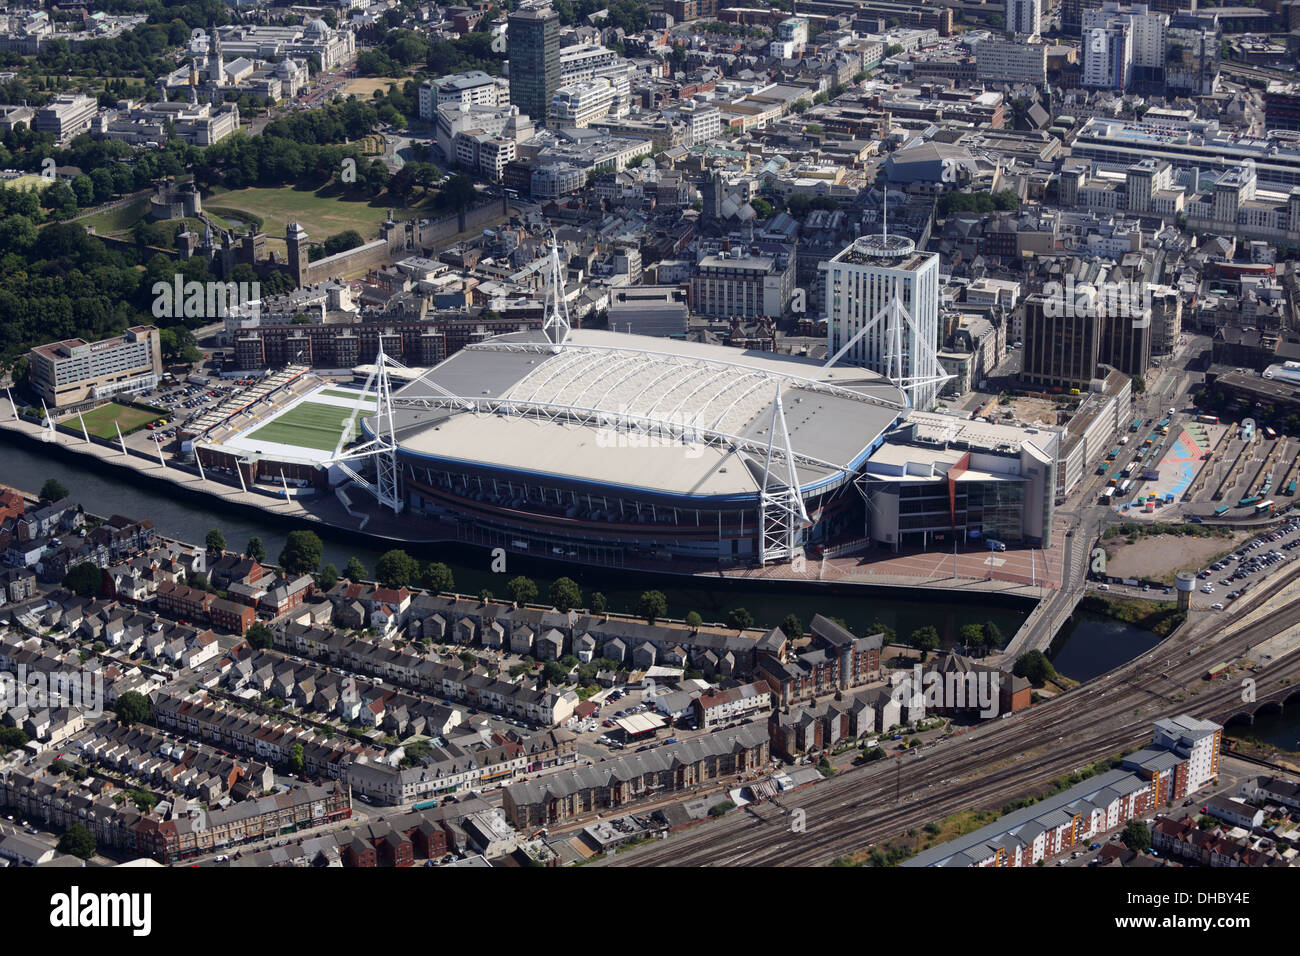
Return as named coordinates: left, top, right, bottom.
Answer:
left=191, top=371, right=381, bottom=492
left=373, top=328, right=910, bottom=567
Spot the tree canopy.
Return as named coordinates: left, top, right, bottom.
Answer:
left=638, top=590, right=667, bottom=625
left=279, top=530, right=324, bottom=575
left=113, top=690, right=151, bottom=726
left=549, top=577, right=582, bottom=612
left=375, top=549, right=419, bottom=588
left=62, top=562, right=102, bottom=598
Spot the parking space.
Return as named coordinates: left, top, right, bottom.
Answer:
left=1190, top=516, right=1300, bottom=610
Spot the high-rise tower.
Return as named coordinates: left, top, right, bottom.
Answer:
left=822, top=204, right=945, bottom=410
left=508, top=6, right=561, bottom=124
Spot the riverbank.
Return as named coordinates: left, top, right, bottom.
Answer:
left=1077, top=594, right=1187, bottom=638
left=0, top=431, right=1035, bottom=641
left=0, top=412, right=1050, bottom=602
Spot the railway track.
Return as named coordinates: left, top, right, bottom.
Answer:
left=606, top=586, right=1300, bottom=867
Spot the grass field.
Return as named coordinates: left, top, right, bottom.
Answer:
left=206, top=185, right=427, bottom=250
left=342, top=78, right=401, bottom=98
left=245, top=401, right=361, bottom=451
left=2, top=174, right=53, bottom=193
left=79, top=196, right=150, bottom=235
left=75, top=402, right=167, bottom=439
left=320, top=389, right=377, bottom=403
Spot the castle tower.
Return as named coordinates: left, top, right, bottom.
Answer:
left=286, top=221, right=309, bottom=288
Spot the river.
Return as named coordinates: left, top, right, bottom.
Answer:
left=1, top=435, right=1044, bottom=641
left=1047, top=612, right=1166, bottom=683
left=1225, top=709, right=1300, bottom=754
left=1, top=433, right=1175, bottom=675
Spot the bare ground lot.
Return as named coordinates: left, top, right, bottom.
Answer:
left=1004, top=396, right=1065, bottom=427
left=1104, top=531, right=1251, bottom=583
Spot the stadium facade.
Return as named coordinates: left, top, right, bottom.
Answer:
left=360, top=328, right=1056, bottom=566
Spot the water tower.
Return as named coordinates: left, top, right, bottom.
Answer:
left=1175, top=572, right=1196, bottom=611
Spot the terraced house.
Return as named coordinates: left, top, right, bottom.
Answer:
left=503, top=724, right=770, bottom=828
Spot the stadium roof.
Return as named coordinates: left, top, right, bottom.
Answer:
left=385, top=329, right=907, bottom=501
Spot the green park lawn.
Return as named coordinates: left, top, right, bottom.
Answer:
left=206, top=184, right=428, bottom=245
left=73, top=402, right=167, bottom=439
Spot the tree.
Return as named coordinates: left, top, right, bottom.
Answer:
left=205, top=528, right=226, bottom=554
left=1122, top=819, right=1151, bottom=853
left=960, top=623, right=986, bottom=650
left=780, top=614, right=803, bottom=639
left=435, top=172, right=478, bottom=212
left=909, top=626, right=940, bottom=652
left=421, top=561, right=455, bottom=593
left=62, top=562, right=102, bottom=598
left=540, top=660, right=568, bottom=688
left=1133, top=376, right=1147, bottom=394
left=507, top=575, right=538, bottom=606
left=727, top=607, right=755, bottom=630
left=749, top=198, right=773, bottom=219
left=344, top=556, right=368, bottom=581
left=1013, top=649, right=1057, bottom=686
left=57, top=823, right=96, bottom=860
left=318, top=563, right=339, bottom=590
left=375, top=549, right=419, bottom=588
left=246, top=536, right=267, bottom=563
left=589, top=592, right=607, bottom=614
left=286, top=742, right=304, bottom=774
left=982, top=620, right=1004, bottom=650
left=113, top=690, right=151, bottom=726
left=638, top=590, right=667, bottom=624
left=247, top=621, right=275, bottom=650
left=39, top=478, right=68, bottom=503
left=549, top=576, right=582, bottom=612
left=869, top=620, right=897, bottom=644
left=279, top=530, right=323, bottom=575
left=685, top=610, right=704, bottom=630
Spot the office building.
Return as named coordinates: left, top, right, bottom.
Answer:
left=1007, top=0, right=1042, bottom=37
left=548, top=79, right=618, bottom=128
left=419, top=70, right=503, bottom=120
left=1165, top=13, right=1220, bottom=96
left=862, top=412, right=1056, bottom=549
left=508, top=6, right=560, bottom=123
left=975, top=38, right=1048, bottom=84
left=1082, top=23, right=1132, bottom=90
left=823, top=234, right=943, bottom=410
left=28, top=326, right=163, bottom=408
left=34, top=93, right=97, bottom=143
left=607, top=286, right=689, bottom=336
left=692, top=248, right=796, bottom=320
left=1082, top=2, right=1167, bottom=89
left=1021, top=287, right=1149, bottom=389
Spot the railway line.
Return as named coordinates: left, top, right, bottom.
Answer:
left=606, top=581, right=1300, bottom=867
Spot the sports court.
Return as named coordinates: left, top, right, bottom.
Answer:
left=1128, top=427, right=1206, bottom=515
left=223, top=385, right=377, bottom=461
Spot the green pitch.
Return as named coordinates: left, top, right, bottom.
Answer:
left=245, top=401, right=363, bottom=451
left=76, top=402, right=166, bottom=439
